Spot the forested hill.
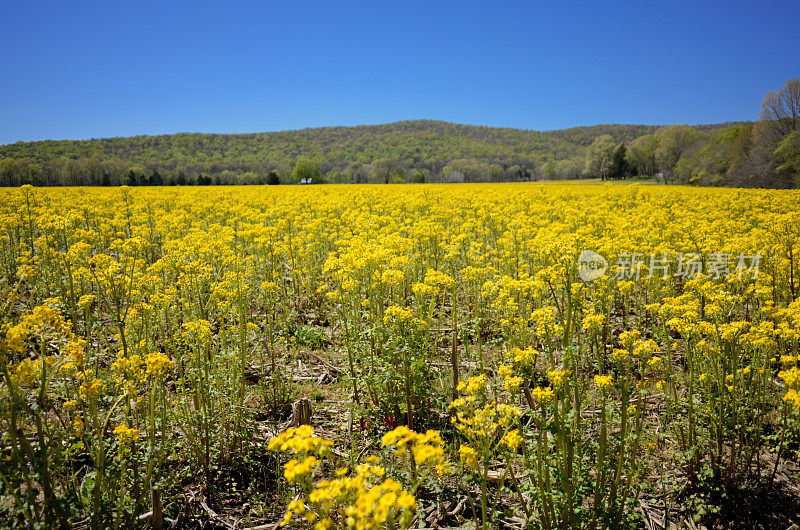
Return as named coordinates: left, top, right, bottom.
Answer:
left=1, top=121, right=668, bottom=163
left=0, top=121, right=669, bottom=176
left=3, top=77, right=799, bottom=188
left=0, top=120, right=753, bottom=186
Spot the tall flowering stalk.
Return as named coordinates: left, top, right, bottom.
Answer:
left=450, top=373, right=523, bottom=529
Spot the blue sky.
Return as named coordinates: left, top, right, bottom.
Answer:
left=1, top=1, right=798, bottom=144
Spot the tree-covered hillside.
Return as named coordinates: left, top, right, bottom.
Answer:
left=0, top=121, right=662, bottom=185
left=0, top=121, right=733, bottom=186
left=0, top=77, right=797, bottom=188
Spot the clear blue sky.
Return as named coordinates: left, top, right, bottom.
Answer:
left=1, top=0, right=799, bottom=145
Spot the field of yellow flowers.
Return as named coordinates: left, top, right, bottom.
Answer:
left=1, top=182, right=800, bottom=529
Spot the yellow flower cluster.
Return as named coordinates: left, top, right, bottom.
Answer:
left=632, top=339, right=659, bottom=358
left=77, top=294, right=96, bottom=310
left=283, top=456, right=319, bottom=484
left=780, top=367, right=800, bottom=410
left=458, top=444, right=478, bottom=468
left=501, top=429, right=522, bottom=450
left=268, top=425, right=334, bottom=456
left=181, top=319, right=212, bottom=342
left=381, top=268, right=405, bottom=286
left=619, top=330, right=642, bottom=350
left=594, top=374, right=614, bottom=389
left=63, top=338, right=86, bottom=367
left=451, top=371, right=522, bottom=449
left=498, top=364, right=524, bottom=391
left=381, top=426, right=447, bottom=472
left=780, top=366, right=800, bottom=388
left=531, top=306, right=562, bottom=338
left=271, top=428, right=416, bottom=530
left=11, top=357, right=56, bottom=387
left=451, top=401, right=521, bottom=438
left=383, top=305, right=414, bottom=324
left=113, top=424, right=139, bottom=446
left=649, top=355, right=663, bottom=366
left=111, top=354, right=145, bottom=384
left=510, top=346, right=539, bottom=367
left=506, top=346, right=540, bottom=382
left=611, top=348, right=631, bottom=362
left=455, top=373, right=487, bottom=399
left=411, top=282, right=437, bottom=297
left=144, top=351, right=172, bottom=377
left=423, top=269, right=455, bottom=291
left=79, top=377, right=103, bottom=401
left=5, top=303, right=72, bottom=352
left=530, top=386, right=554, bottom=404
left=582, top=312, right=606, bottom=333
left=546, top=368, right=568, bottom=387
left=342, top=477, right=415, bottom=529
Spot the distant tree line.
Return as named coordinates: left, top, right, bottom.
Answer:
left=0, top=121, right=660, bottom=187
left=1, top=79, right=798, bottom=188
left=582, top=78, right=800, bottom=188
